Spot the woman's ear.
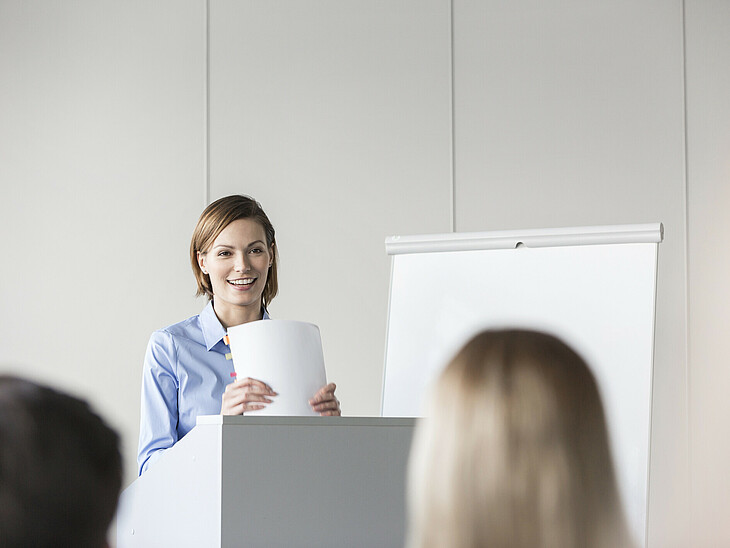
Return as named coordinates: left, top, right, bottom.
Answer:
left=197, top=251, right=208, bottom=275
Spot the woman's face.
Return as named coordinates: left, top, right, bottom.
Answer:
left=198, top=217, right=273, bottom=318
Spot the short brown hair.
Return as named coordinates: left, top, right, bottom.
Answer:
left=407, top=329, right=632, bottom=548
left=190, top=195, right=279, bottom=307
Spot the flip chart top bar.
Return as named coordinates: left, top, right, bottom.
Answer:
left=385, top=223, right=664, bottom=256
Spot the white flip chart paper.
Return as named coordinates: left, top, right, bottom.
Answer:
left=383, top=226, right=662, bottom=547
left=227, top=320, right=327, bottom=416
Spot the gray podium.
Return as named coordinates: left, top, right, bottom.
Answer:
left=117, top=416, right=416, bottom=548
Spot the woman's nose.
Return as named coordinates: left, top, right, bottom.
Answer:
left=233, top=254, right=250, bottom=272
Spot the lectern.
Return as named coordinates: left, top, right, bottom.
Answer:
left=117, top=416, right=416, bottom=548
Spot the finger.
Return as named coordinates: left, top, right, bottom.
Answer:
left=312, top=398, right=341, bottom=413
left=225, top=391, right=273, bottom=409
left=243, top=403, right=266, bottom=413
left=224, top=384, right=270, bottom=401
left=233, top=397, right=274, bottom=413
left=321, top=409, right=341, bottom=416
left=238, top=378, right=273, bottom=391
left=227, top=402, right=267, bottom=415
left=242, top=393, right=274, bottom=405
left=310, top=388, right=337, bottom=405
left=312, top=399, right=339, bottom=412
left=312, top=383, right=336, bottom=399
left=309, top=394, right=328, bottom=405
left=238, top=378, right=277, bottom=395
left=224, top=380, right=241, bottom=393
left=222, top=398, right=247, bottom=415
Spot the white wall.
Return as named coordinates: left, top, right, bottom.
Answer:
left=0, top=0, right=206, bottom=485
left=685, top=0, right=730, bottom=545
left=1, top=1, right=728, bottom=545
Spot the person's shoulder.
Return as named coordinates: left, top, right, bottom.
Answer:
left=151, top=313, right=204, bottom=344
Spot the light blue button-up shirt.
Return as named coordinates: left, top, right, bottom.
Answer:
left=137, top=301, right=269, bottom=475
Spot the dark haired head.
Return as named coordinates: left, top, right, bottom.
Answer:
left=0, top=376, right=122, bottom=548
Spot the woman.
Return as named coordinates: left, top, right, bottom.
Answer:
left=138, top=195, right=340, bottom=475
left=407, top=329, right=633, bottom=548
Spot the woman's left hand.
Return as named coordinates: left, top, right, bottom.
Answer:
left=309, top=382, right=341, bottom=416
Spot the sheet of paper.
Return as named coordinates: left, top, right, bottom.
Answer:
left=227, top=320, right=327, bottom=416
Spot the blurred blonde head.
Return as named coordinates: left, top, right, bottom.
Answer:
left=407, top=329, right=632, bottom=548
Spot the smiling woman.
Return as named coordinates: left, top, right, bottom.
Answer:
left=137, top=195, right=341, bottom=475
left=196, top=218, right=275, bottom=326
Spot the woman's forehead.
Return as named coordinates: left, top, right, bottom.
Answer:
left=213, top=218, right=267, bottom=246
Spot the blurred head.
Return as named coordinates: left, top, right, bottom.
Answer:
left=0, top=376, right=122, bottom=548
left=407, top=329, right=632, bottom=548
left=190, top=194, right=279, bottom=308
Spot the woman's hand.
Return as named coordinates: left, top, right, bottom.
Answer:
left=309, top=383, right=341, bottom=416
left=221, top=377, right=277, bottom=415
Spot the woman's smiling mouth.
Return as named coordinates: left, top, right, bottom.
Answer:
left=227, top=277, right=256, bottom=288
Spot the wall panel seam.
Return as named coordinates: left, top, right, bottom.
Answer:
left=204, top=0, right=211, bottom=206
left=680, top=0, right=693, bottom=535
left=449, top=0, right=455, bottom=233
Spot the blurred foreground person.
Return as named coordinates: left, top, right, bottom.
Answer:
left=407, top=330, right=633, bottom=548
left=0, top=376, right=122, bottom=548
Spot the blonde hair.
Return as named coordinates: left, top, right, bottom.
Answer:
left=407, top=329, right=633, bottom=548
left=190, top=195, right=279, bottom=307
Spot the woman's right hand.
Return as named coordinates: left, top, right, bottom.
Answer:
left=221, top=377, right=277, bottom=415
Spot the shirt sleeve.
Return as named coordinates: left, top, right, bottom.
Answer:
left=137, top=330, right=180, bottom=475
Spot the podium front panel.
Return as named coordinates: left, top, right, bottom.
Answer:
left=219, top=417, right=414, bottom=547
left=118, top=416, right=415, bottom=548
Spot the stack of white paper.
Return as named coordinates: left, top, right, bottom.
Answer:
left=227, top=320, right=327, bottom=416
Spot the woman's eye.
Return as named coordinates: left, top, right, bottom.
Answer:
left=250, top=248, right=262, bottom=254
left=218, top=251, right=231, bottom=256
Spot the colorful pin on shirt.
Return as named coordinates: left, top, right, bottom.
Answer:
left=224, top=334, right=232, bottom=360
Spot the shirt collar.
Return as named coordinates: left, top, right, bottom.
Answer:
left=200, top=300, right=270, bottom=351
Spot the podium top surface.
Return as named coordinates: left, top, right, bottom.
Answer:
left=196, top=415, right=417, bottom=427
